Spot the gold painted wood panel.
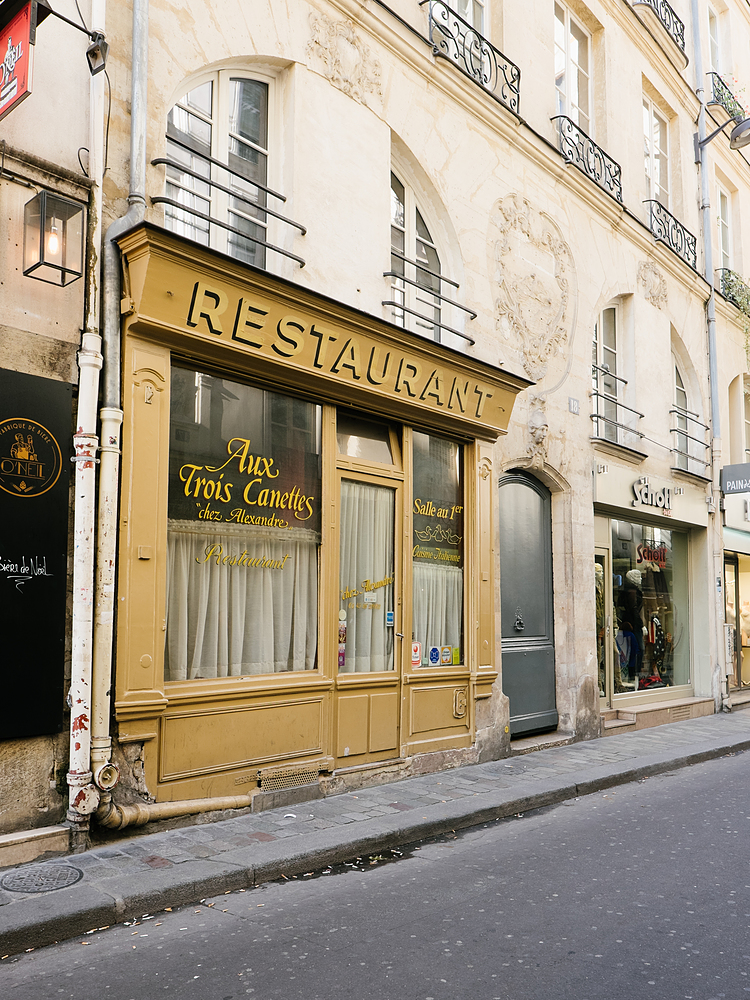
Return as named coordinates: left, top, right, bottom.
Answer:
left=336, top=693, right=369, bottom=758
left=160, top=698, right=324, bottom=780
left=369, top=691, right=399, bottom=752
left=411, top=685, right=470, bottom=735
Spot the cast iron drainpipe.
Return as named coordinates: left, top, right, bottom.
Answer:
left=689, top=0, right=728, bottom=713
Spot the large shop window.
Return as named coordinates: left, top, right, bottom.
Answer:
left=165, top=368, right=321, bottom=679
left=412, top=431, right=464, bottom=666
left=611, top=519, right=689, bottom=692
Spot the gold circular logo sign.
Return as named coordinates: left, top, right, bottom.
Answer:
left=0, top=418, right=63, bottom=498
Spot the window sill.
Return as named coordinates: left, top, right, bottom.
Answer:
left=592, top=436, right=647, bottom=465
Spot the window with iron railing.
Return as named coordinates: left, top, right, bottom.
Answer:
left=384, top=172, right=476, bottom=347
left=671, top=365, right=709, bottom=475
left=591, top=306, right=643, bottom=447
left=154, top=73, right=306, bottom=269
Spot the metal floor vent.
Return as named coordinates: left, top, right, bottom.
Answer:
left=1, top=864, right=83, bottom=894
left=258, top=766, right=320, bottom=792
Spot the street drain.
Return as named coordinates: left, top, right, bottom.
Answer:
left=1, top=864, right=83, bottom=894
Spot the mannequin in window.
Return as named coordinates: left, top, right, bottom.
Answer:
left=618, top=569, right=645, bottom=675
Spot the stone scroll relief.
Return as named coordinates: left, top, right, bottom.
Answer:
left=307, top=12, right=382, bottom=106
left=637, top=260, right=667, bottom=310
left=491, top=194, right=576, bottom=381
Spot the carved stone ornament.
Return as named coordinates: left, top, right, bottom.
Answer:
left=637, top=260, right=667, bottom=310
left=526, top=394, right=549, bottom=469
left=307, top=13, right=382, bottom=106
left=491, top=194, right=575, bottom=381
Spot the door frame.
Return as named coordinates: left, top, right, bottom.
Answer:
left=332, top=441, right=406, bottom=767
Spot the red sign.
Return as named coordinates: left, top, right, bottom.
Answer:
left=0, top=2, right=33, bottom=122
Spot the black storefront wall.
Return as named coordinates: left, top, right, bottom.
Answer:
left=0, top=369, right=72, bottom=738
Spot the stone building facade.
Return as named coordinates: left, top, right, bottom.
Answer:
left=3, top=0, right=750, bottom=859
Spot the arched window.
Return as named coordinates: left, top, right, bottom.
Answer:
left=163, top=72, right=271, bottom=268
left=673, top=365, right=689, bottom=470
left=389, top=172, right=443, bottom=340
left=591, top=305, right=619, bottom=443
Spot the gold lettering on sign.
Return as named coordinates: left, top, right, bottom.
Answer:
left=182, top=282, right=504, bottom=428
left=187, top=281, right=229, bottom=335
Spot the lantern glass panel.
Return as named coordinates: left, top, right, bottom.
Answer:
left=23, top=191, right=85, bottom=286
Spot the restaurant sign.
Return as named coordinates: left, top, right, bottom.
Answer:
left=0, top=1, right=35, bottom=121
left=0, top=368, right=71, bottom=738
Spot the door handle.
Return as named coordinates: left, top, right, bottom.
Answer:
left=395, top=633, right=404, bottom=639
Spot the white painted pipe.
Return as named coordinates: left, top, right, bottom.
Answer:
left=91, top=0, right=149, bottom=801
left=66, top=0, right=108, bottom=828
left=66, top=335, right=103, bottom=825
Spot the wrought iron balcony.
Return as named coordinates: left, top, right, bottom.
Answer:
left=384, top=251, right=477, bottom=345
left=551, top=116, right=623, bottom=204
left=631, top=0, right=686, bottom=56
left=718, top=268, right=750, bottom=317
left=419, top=0, right=520, bottom=116
left=645, top=201, right=697, bottom=270
left=707, top=72, right=746, bottom=120
left=152, top=135, right=307, bottom=269
left=670, top=406, right=710, bottom=476
left=590, top=366, right=643, bottom=449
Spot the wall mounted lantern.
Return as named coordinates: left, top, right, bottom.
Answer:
left=23, top=190, right=85, bottom=285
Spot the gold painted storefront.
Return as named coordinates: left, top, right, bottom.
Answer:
left=114, top=226, right=529, bottom=801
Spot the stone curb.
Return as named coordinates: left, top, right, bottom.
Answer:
left=2, top=730, right=749, bottom=957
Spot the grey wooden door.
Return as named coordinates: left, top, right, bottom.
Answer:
left=498, top=472, right=558, bottom=736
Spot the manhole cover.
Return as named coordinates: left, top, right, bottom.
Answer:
left=1, top=864, right=83, bottom=894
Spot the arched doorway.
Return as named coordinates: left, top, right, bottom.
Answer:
left=498, top=471, right=558, bottom=736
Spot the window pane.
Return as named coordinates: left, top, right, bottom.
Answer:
left=612, top=521, right=689, bottom=691
left=184, top=81, right=213, bottom=117
left=602, top=307, right=616, bottom=354
left=571, top=20, right=588, bottom=75
left=337, top=411, right=394, bottom=464
left=391, top=174, right=405, bottom=229
left=412, top=431, right=464, bottom=666
left=229, top=79, right=268, bottom=150
left=165, top=369, right=321, bottom=679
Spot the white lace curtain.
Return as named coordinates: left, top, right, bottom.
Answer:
left=165, top=520, right=318, bottom=679
left=413, top=562, right=463, bottom=657
left=339, top=480, right=394, bottom=673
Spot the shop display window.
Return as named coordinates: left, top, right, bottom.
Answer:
left=165, top=367, right=321, bottom=679
left=611, top=519, right=689, bottom=692
left=412, top=431, right=464, bottom=666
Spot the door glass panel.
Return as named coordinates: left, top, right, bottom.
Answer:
left=412, top=431, right=463, bottom=666
left=595, top=553, right=606, bottom=698
left=725, top=559, right=739, bottom=688
left=337, top=412, right=393, bottom=465
left=339, top=480, right=395, bottom=673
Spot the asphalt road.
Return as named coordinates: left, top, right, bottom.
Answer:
left=3, top=750, right=750, bottom=1000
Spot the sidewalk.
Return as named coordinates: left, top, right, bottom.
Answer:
left=3, top=709, right=750, bottom=957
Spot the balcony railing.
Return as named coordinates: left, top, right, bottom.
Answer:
left=152, top=135, right=307, bottom=269
left=631, top=0, right=686, bottom=55
left=551, top=116, right=623, bottom=203
left=671, top=405, right=710, bottom=476
left=383, top=251, right=477, bottom=345
left=645, top=201, right=697, bottom=270
left=591, top=365, right=643, bottom=448
left=717, top=268, right=750, bottom=317
left=419, top=0, right=520, bottom=116
left=707, top=72, right=746, bottom=120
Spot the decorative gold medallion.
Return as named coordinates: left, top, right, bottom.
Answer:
left=0, top=418, right=63, bottom=498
